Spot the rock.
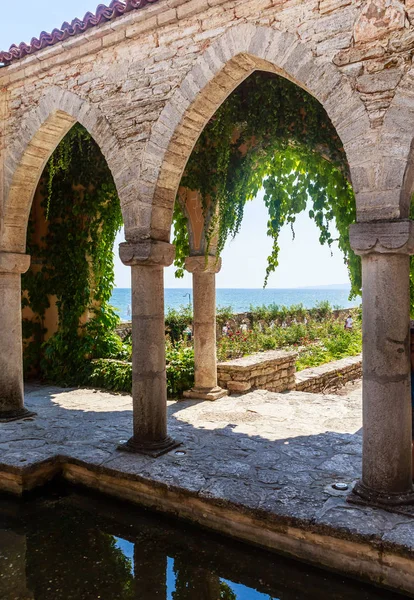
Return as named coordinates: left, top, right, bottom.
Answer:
left=354, top=0, right=406, bottom=43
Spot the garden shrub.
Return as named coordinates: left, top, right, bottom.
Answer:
left=165, top=340, right=195, bottom=398
left=165, top=306, right=193, bottom=342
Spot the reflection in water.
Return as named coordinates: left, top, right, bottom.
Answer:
left=0, top=488, right=408, bottom=600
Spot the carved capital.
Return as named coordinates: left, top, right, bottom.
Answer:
left=185, top=255, right=222, bottom=274
left=349, top=220, right=414, bottom=256
left=119, top=241, right=175, bottom=267
left=0, top=252, right=30, bottom=274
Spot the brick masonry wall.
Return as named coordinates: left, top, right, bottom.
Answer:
left=217, top=350, right=297, bottom=394
left=294, top=354, right=362, bottom=393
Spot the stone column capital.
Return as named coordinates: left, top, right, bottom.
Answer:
left=0, top=252, right=30, bottom=274
left=349, top=220, right=414, bottom=256
left=119, top=241, right=175, bottom=267
left=185, top=255, right=222, bottom=274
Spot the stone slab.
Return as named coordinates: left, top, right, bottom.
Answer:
left=0, top=382, right=413, bottom=596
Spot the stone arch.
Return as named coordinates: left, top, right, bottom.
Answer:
left=382, top=66, right=414, bottom=219
left=1, top=87, right=131, bottom=253
left=141, top=23, right=372, bottom=243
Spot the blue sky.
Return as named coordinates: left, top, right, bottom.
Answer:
left=2, top=1, right=350, bottom=290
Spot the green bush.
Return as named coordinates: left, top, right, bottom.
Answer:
left=87, top=359, right=132, bottom=392
left=166, top=340, right=194, bottom=398
left=49, top=303, right=361, bottom=397
left=84, top=341, right=195, bottom=399
left=165, top=305, right=193, bottom=342
left=216, top=305, right=235, bottom=333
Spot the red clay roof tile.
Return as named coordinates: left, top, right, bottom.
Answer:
left=0, top=0, right=160, bottom=66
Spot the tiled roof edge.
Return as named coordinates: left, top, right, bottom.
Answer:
left=0, top=0, right=160, bottom=66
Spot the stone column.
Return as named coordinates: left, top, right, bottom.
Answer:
left=0, top=252, right=36, bottom=422
left=133, top=543, right=166, bottom=599
left=173, top=558, right=221, bottom=600
left=0, top=531, right=33, bottom=599
left=183, top=256, right=228, bottom=401
left=118, top=241, right=180, bottom=457
left=349, top=221, right=414, bottom=506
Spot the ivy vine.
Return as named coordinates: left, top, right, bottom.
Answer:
left=22, top=124, right=123, bottom=382
left=173, top=71, right=361, bottom=297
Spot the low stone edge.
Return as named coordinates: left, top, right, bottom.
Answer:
left=0, top=457, right=413, bottom=596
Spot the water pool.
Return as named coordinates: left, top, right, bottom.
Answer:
left=0, top=486, right=408, bottom=600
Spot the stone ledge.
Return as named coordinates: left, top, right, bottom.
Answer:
left=295, top=355, right=362, bottom=393
left=0, top=384, right=413, bottom=596
left=0, top=455, right=413, bottom=596
left=217, top=350, right=297, bottom=395
left=218, top=350, right=298, bottom=370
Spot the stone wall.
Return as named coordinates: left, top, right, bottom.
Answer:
left=218, top=351, right=362, bottom=395
left=217, top=350, right=297, bottom=394
left=295, top=354, right=362, bottom=393
left=3, top=0, right=414, bottom=254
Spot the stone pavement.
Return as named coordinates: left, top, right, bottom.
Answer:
left=0, top=381, right=413, bottom=594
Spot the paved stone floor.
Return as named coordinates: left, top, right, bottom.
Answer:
left=0, top=380, right=413, bottom=555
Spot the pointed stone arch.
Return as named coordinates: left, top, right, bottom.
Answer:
left=139, top=23, right=372, bottom=243
left=1, top=87, right=131, bottom=253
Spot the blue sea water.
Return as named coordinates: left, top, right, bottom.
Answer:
left=110, top=287, right=358, bottom=321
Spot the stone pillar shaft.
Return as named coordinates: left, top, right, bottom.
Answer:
left=130, top=264, right=168, bottom=442
left=118, top=241, right=180, bottom=457
left=349, top=221, right=414, bottom=505
left=0, top=252, right=35, bottom=422
left=183, top=256, right=228, bottom=401
left=193, top=269, right=217, bottom=389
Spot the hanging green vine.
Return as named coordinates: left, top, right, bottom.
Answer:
left=173, top=71, right=360, bottom=297
left=22, top=124, right=123, bottom=383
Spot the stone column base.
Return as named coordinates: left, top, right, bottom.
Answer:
left=183, top=386, right=229, bottom=401
left=118, top=435, right=181, bottom=458
left=348, top=480, right=414, bottom=507
left=0, top=408, right=36, bottom=423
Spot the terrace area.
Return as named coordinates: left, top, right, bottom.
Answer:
left=1, top=380, right=413, bottom=596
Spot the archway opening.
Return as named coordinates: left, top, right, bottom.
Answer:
left=22, top=123, right=124, bottom=383
left=172, top=70, right=360, bottom=296
left=163, top=69, right=362, bottom=396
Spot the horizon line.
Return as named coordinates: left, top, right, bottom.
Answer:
left=112, top=285, right=352, bottom=290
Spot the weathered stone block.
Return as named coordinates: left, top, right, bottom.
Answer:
left=227, top=380, right=252, bottom=393
left=354, top=0, right=405, bottom=43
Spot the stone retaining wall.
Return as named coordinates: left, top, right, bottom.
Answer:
left=217, top=350, right=297, bottom=394
left=218, top=351, right=362, bottom=395
left=295, top=355, right=362, bottom=393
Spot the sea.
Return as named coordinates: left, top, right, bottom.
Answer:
left=110, top=287, right=358, bottom=322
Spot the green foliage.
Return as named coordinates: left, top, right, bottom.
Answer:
left=166, top=339, right=195, bottom=398
left=86, top=340, right=195, bottom=398
left=87, top=359, right=133, bottom=392
left=172, top=200, right=191, bottom=278
left=173, top=71, right=360, bottom=297
left=247, top=301, right=332, bottom=325
left=165, top=305, right=193, bottom=342
left=81, top=304, right=360, bottom=396
left=216, top=305, right=235, bottom=332
left=295, top=323, right=362, bottom=371
left=215, top=304, right=362, bottom=369
left=22, top=124, right=123, bottom=383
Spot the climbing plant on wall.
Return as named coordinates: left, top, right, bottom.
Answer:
left=22, top=124, right=123, bottom=383
left=173, top=71, right=360, bottom=297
